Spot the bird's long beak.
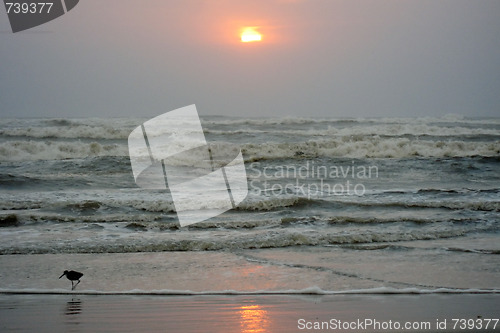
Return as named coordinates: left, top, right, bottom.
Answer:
left=59, top=273, right=65, bottom=279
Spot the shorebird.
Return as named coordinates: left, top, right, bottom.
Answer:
left=59, top=270, right=83, bottom=290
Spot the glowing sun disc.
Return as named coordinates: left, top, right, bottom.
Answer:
left=241, top=27, right=262, bottom=42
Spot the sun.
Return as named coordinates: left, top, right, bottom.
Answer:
left=240, top=27, right=262, bottom=43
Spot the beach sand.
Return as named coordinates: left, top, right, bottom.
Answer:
left=1, top=250, right=499, bottom=332
left=0, top=242, right=498, bottom=292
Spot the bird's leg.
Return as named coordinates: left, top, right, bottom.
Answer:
left=74, top=280, right=81, bottom=289
left=71, top=281, right=75, bottom=290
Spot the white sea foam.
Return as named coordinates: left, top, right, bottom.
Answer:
left=206, top=124, right=500, bottom=138
left=0, top=125, right=131, bottom=140
left=0, top=140, right=128, bottom=161
left=1, top=286, right=498, bottom=295
left=0, top=225, right=485, bottom=254
left=203, top=116, right=500, bottom=126
left=1, top=115, right=498, bottom=161
left=326, top=124, right=500, bottom=137
left=244, top=138, right=500, bottom=159
left=1, top=189, right=498, bottom=214
left=2, top=116, right=498, bottom=140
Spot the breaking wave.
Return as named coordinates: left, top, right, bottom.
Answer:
left=0, top=140, right=128, bottom=161
left=242, top=138, right=500, bottom=160
left=1, top=116, right=499, bottom=161
left=0, top=227, right=480, bottom=254
left=1, top=137, right=497, bottom=162
left=206, top=124, right=500, bottom=138
left=0, top=125, right=131, bottom=140
left=202, top=116, right=500, bottom=127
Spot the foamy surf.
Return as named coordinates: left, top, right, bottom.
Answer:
left=0, top=116, right=499, bottom=296
left=1, top=287, right=499, bottom=295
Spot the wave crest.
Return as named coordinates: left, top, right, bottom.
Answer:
left=242, top=138, right=500, bottom=160
left=0, top=141, right=127, bottom=161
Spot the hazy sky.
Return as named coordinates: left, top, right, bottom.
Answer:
left=1, top=0, right=499, bottom=119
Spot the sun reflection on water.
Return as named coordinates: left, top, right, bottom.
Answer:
left=239, top=304, right=270, bottom=333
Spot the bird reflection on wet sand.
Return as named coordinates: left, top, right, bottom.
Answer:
left=65, top=298, right=82, bottom=316
left=63, top=298, right=83, bottom=332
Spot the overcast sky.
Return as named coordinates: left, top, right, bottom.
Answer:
left=1, top=0, right=499, bottom=119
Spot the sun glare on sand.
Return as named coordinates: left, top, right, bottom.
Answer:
left=240, top=27, right=262, bottom=42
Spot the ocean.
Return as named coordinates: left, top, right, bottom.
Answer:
left=0, top=115, right=499, bottom=294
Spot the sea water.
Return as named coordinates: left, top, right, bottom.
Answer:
left=0, top=116, right=499, bottom=293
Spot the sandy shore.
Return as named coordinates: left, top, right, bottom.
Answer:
left=1, top=293, right=499, bottom=332
left=1, top=244, right=499, bottom=292
left=1, top=249, right=499, bottom=332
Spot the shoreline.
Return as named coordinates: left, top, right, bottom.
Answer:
left=1, top=287, right=500, bottom=296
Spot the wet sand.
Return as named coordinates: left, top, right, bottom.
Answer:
left=1, top=293, right=499, bottom=332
